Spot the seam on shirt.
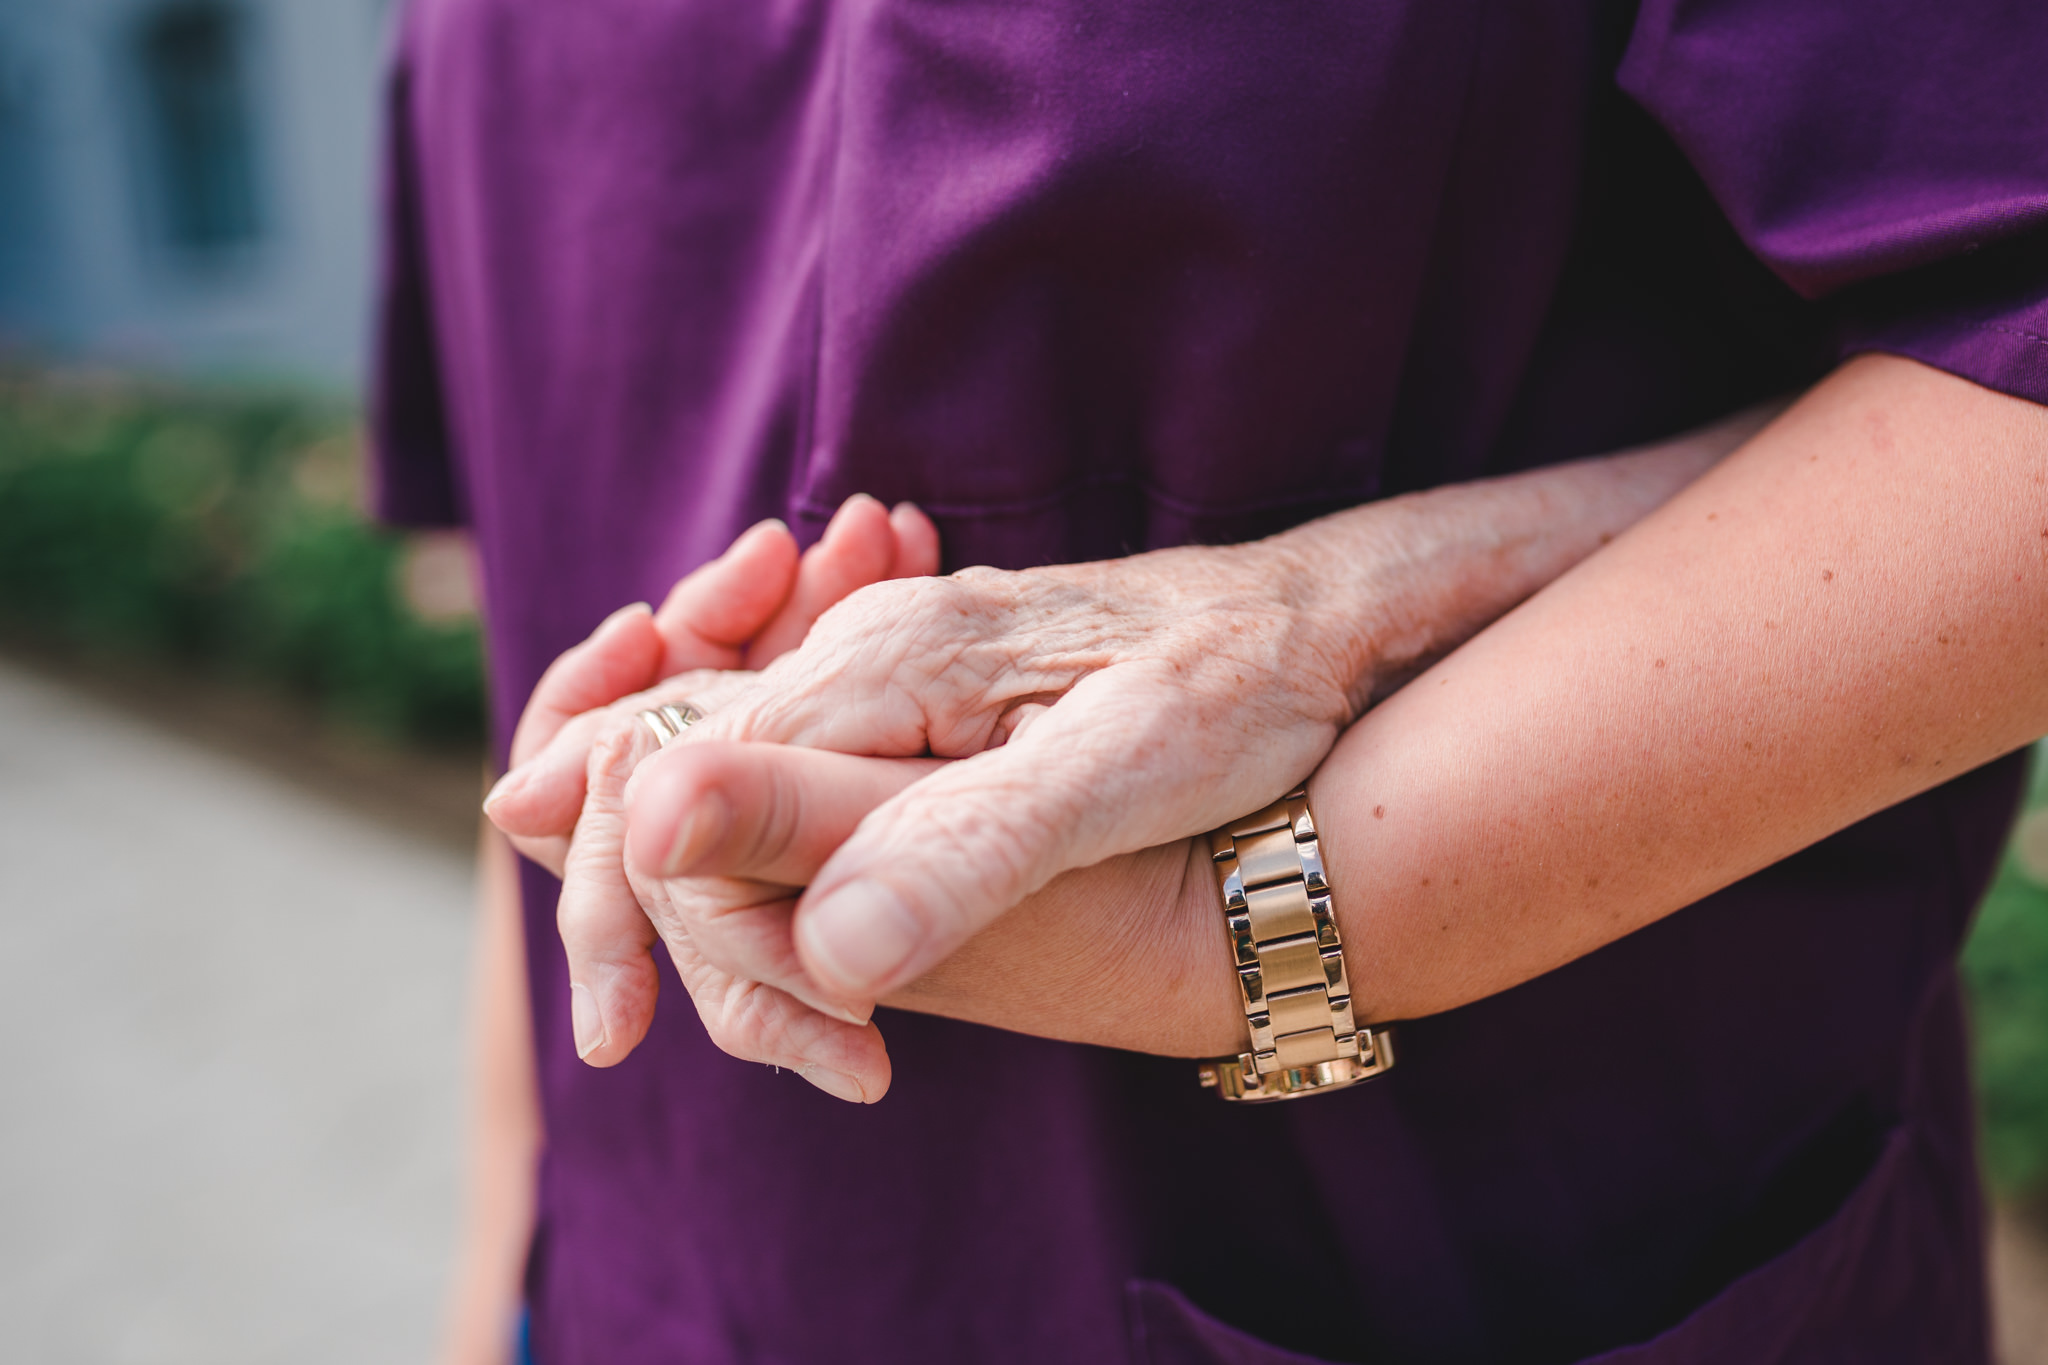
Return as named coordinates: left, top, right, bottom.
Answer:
left=1977, top=321, right=2048, bottom=348
left=793, top=6, right=852, bottom=504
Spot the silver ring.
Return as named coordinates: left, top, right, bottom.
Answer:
left=636, top=701, right=704, bottom=749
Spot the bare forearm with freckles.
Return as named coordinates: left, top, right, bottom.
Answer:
left=1299, top=355, right=2048, bottom=1027
left=898, top=359, right=2044, bottom=1063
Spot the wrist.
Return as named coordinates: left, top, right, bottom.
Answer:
left=1253, top=504, right=1441, bottom=718
left=1192, top=788, right=1399, bottom=1100
left=1262, top=439, right=1739, bottom=718
left=884, top=838, right=1244, bottom=1057
left=1162, top=835, right=1258, bottom=1056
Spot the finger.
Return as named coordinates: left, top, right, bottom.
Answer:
left=992, top=700, right=1051, bottom=748
left=505, top=831, right=569, bottom=880
left=555, top=720, right=665, bottom=1067
left=622, top=744, right=937, bottom=1020
left=488, top=601, right=662, bottom=845
left=642, top=880, right=869, bottom=1024
left=505, top=601, right=662, bottom=768
left=746, top=494, right=896, bottom=665
left=652, top=517, right=801, bottom=675
left=662, top=939, right=892, bottom=1103
left=698, top=572, right=1060, bottom=761
left=484, top=705, right=610, bottom=841
left=791, top=672, right=1229, bottom=999
left=624, top=741, right=940, bottom=886
left=486, top=669, right=743, bottom=844
left=885, top=501, right=941, bottom=579
left=492, top=522, right=799, bottom=832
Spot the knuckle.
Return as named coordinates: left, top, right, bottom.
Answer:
left=802, top=576, right=936, bottom=656
left=645, top=667, right=729, bottom=704
left=650, top=881, right=717, bottom=941
left=701, top=981, right=780, bottom=1065
left=633, top=876, right=692, bottom=939
left=701, top=1015, right=760, bottom=1064
left=891, top=784, right=1053, bottom=928
left=584, top=723, right=642, bottom=788
left=854, top=574, right=973, bottom=636
left=747, top=759, right=804, bottom=869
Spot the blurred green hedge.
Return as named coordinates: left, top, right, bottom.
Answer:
left=0, top=370, right=485, bottom=746
left=1, top=369, right=2044, bottom=1198
left=1964, top=756, right=2048, bottom=1197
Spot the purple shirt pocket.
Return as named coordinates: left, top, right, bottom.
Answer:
left=1127, top=1120, right=1982, bottom=1365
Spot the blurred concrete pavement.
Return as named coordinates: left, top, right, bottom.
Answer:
left=0, top=659, right=471, bottom=1363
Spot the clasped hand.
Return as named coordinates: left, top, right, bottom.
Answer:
left=486, top=498, right=1379, bottom=1101
left=482, top=411, right=1773, bottom=1102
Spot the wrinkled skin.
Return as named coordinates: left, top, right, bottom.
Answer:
left=484, top=494, right=943, bottom=1071
left=513, top=532, right=1377, bottom=1099
left=493, top=428, right=1759, bottom=1101
left=691, top=540, right=1363, bottom=998
left=616, top=736, right=1235, bottom=1101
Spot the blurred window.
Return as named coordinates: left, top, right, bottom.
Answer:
left=0, top=33, right=52, bottom=311
left=133, top=2, right=262, bottom=253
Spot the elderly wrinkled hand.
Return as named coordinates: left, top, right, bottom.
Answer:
left=678, top=536, right=1379, bottom=1007
left=499, top=524, right=1333, bottom=1092
left=587, top=522, right=1438, bottom=1092
left=483, top=494, right=939, bottom=1062
left=615, top=737, right=1238, bottom=1101
left=656, top=434, right=1764, bottom=1020
left=507, top=436, right=1752, bottom=1095
left=486, top=493, right=938, bottom=875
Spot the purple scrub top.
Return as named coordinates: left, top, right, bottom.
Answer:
left=372, top=1, right=2048, bottom=1361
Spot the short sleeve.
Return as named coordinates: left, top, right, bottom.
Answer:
left=367, top=14, right=464, bottom=529
left=1618, top=0, right=2048, bottom=407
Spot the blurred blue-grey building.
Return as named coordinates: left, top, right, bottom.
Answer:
left=0, top=0, right=386, bottom=388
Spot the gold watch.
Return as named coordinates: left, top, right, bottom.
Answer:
left=1196, top=789, right=1396, bottom=1102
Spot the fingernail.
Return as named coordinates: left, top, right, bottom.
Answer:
left=482, top=767, right=528, bottom=818
left=803, top=994, right=874, bottom=1028
left=659, top=790, right=731, bottom=876
left=570, top=983, right=607, bottom=1060
left=802, top=881, right=922, bottom=995
left=797, top=1062, right=868, bottom=1104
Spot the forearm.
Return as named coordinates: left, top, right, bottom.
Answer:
left=1313, top=355, right=2048, bottom=1023
left=614, top=377, right=1971, bottom=1074
left=897, top=407, right=1780, bottom=1050
left=439, top=825, right=541, bottom=1365
left=1270, top=401, right=1779, bottom=713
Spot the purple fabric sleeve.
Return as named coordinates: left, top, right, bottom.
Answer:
left=367, top=25, right=464, bottom=530
left=1620, top=0, right=2048, bottom=407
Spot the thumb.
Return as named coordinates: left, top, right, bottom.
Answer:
left=790, top=701, right=1153, bottom=1000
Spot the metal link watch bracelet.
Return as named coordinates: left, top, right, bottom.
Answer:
left=1196, top=788, right=1396, bottom=1102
